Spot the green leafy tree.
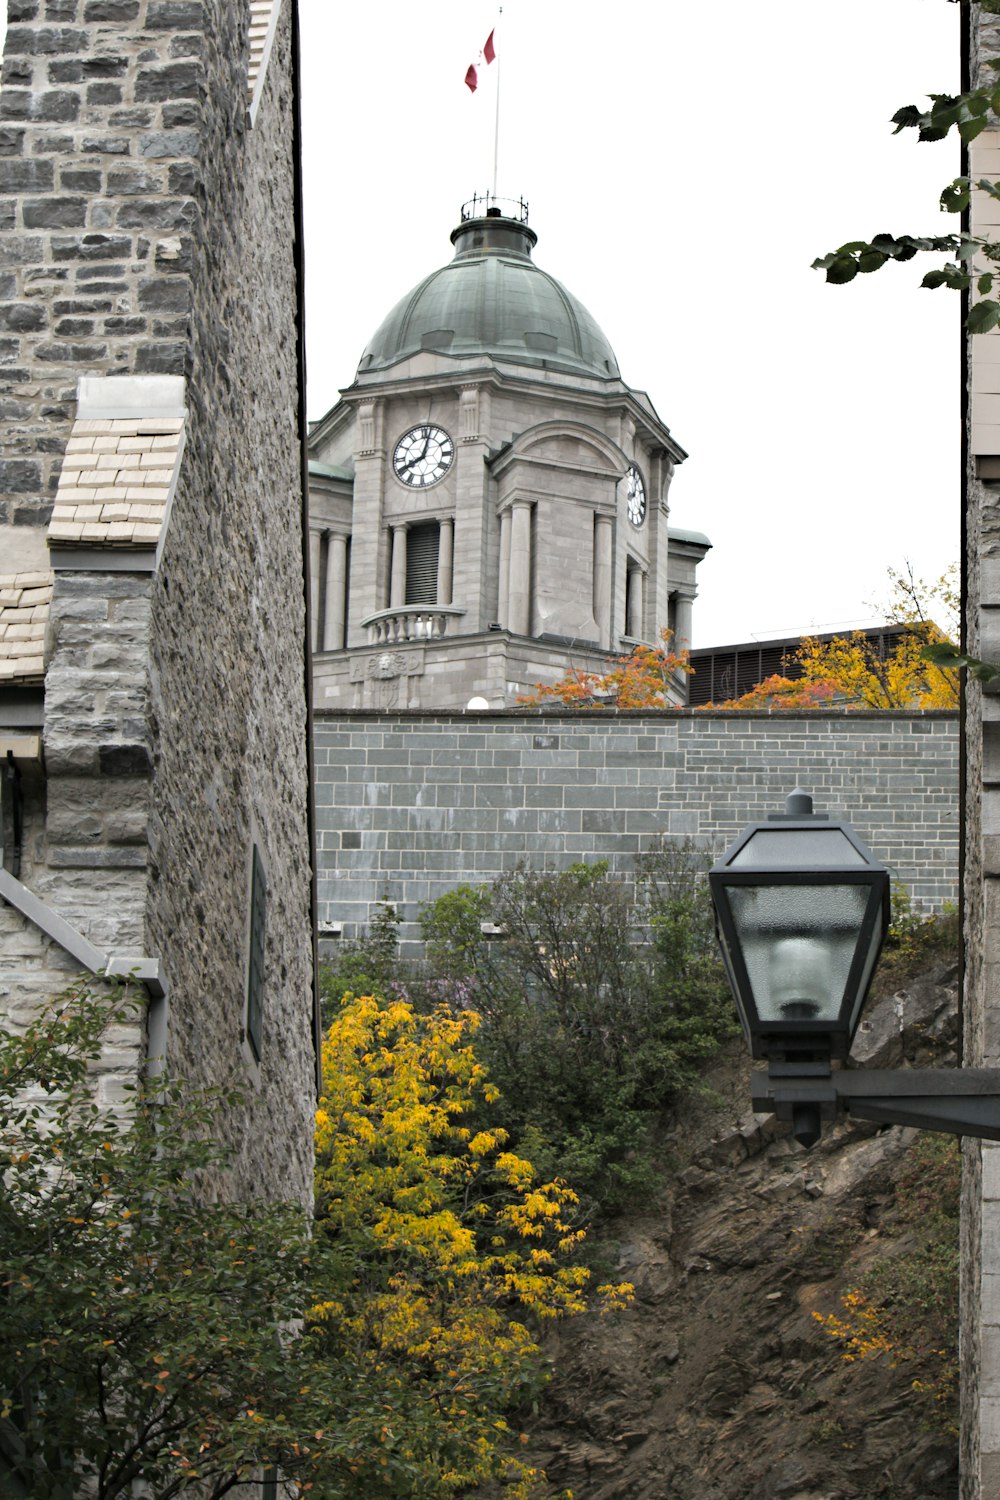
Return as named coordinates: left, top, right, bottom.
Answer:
left=418, top=856, right=736, bottom=1214
left=0, top=982, right=345, bottom=1500
left=811, top=1, right=1000, bottom=332
left=320, top=899, right=406, bottom=1027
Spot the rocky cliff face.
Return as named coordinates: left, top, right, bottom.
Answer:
left=529, top=962, right=961, bottom=1500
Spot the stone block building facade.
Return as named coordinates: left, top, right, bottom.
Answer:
left=0, top=0, right=316, bottom=1208
left=307, top=204, right=711, bottom=712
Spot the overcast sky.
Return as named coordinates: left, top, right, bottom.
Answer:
left=300, top=0, right=961, bottom=649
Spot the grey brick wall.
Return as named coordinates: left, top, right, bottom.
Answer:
left=314, top=709, right=959, bottom=951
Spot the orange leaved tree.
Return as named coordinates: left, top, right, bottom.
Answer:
left=518, top=629, right=690, bottom=709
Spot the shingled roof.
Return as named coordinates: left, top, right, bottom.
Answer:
left=48, top=417, right=184, bottom=548
left=0, top=571, right=52, bottom=684
left=248, top=1, right=278, bottom=100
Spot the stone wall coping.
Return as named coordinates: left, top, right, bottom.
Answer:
left=77, top=375, right=187, bottom=421
left=314, top=707, right=960, bottom=723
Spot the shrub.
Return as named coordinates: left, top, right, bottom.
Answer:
left=417, top=849, right=736, bottom=1216
left=0, top=982, right=349, bottom=1499
left=320, top=899, right=405, bottom=1026
left=813, top=1134, right=960, bottom=1436
left=871, top=887, right=959, bottom=998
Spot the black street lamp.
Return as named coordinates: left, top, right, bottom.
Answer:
left=710, top=789, right=1000, bottom=1148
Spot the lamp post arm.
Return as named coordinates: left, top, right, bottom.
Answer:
left=752, top=1067, right=1000, bottom=1144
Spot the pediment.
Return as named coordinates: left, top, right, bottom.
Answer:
left=500, top=420, right=627, bottom=477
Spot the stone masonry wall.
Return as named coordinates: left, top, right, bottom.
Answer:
left=144, top=0, right=315, bottom=1203
left=314, top=709, right=959, bottom=952
left=0, top=0, right=315, bottom=1208
left=965, top=9, right=999, bottom=1495
left=0, top=0, right=202, bottom=574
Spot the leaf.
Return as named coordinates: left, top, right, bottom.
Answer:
left=918, top=126, right=951, bottom=143
left=940, top=179, right=970, bottom=214
left=980, top=274, right=995, bottom=296
left=825, top=255, right=859, bottom=285
left=928, top=96, right=962, bottom=130
left=967, top=299, right=1000, bottom=334
left=922, top=642, right=1000, bottom=681
left=960, top=116, right=989, bottom=143
left=871, top=233, right=900, bottom=252
left=940, top=266, right=971, bottom=291
left=858, top=250, right=888, bottom=274
left=890, top=105, right=922, bottom=132
left=921, top=269, right=950, bottom=290
left=837, top=240, right=870, bottom=255
left=978, top=178, right=1000, bottom=202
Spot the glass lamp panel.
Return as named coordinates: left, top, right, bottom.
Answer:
left=730, top=828, right=867, bottom=868
left=713, top=922, right=751, bottom=1042
left=727, top=883, right=869, bottom=1024
left=845, top=895, right=886, bottom=1037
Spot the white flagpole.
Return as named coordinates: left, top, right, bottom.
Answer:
left=492, top=8, right=502, bottom=201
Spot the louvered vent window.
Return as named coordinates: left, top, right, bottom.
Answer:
left=405, top=523, right=439, bottom=606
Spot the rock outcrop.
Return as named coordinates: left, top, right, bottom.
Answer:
left=530, top=961, right=961, bottom=1500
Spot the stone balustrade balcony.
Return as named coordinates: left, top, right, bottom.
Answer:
left=362, top=605, right=465, bottom=646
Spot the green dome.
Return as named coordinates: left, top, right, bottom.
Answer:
left=357, top=213, right=620, bottom=380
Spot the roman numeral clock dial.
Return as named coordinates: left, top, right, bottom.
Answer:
left=626, top=464, right=646, bottom=527
left=392, top=424, right=455, bottom=488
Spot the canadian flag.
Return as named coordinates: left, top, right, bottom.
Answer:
left=464, top=29, right=496, bottom=93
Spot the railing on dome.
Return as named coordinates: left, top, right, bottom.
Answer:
left=362, top=605, right=466, bottom=646
left=460, top=194, right=529, bottom=224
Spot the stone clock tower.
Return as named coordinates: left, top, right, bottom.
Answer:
left=308, top=200, right=710, bottom=710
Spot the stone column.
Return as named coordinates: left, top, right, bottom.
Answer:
left=345, top=400, right=384, bottom=646
left=498, top=509, right=511, bottom=627
left=674, top=589, right=694, bottom=650
left=594, top=514, right=613, bottom=650
left=390, top=525, right=407, bottom=609
left=324, top=532, right=348, bottom=651
left=309, top=528, right=322, bottom=650
left=626, top=567, right=644, bottom=639
left=437, top=517, right=454, bottom=606
left=508, top=501, right=531, bottom=637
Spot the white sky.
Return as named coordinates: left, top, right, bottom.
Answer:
left=300, top=0, right=961, bottom=649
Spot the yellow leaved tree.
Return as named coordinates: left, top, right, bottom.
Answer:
left=311, top=993, right=630, bottom=1499
left=715, top=564, right=959, bottom=710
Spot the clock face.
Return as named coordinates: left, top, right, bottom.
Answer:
left=626, top=464, right=646, bottom=527
left=392, top=424, right=455, bottom=489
